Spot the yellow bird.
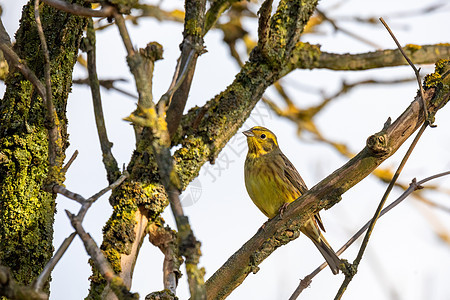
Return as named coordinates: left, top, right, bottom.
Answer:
left=243, top=126, right=340, bottom=274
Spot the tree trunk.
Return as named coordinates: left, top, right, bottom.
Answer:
left=0, top=0, right=86, bottom=289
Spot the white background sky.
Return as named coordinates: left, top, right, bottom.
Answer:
left=2, top=0, right=450, bottom=299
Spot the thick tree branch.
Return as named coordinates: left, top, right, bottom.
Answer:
left=174, top=0, right=319, bottom=188
left=0, top=0, right=87, bottom=287
left=315, top=44, right=450, bottom=71
left=205, top=61, right=450, bottom=299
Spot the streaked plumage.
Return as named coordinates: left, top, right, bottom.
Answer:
left=243, top=126, right=340, bottom=275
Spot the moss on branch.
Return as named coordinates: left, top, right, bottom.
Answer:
left=0, top=0, right=86, bottom=287
left=315, top=44, right=450, bottom=71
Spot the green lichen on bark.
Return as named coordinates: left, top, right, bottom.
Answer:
left=0, top=0, right=87, bottom=287
left=87, top=150, right=169, bottom=298
left=90, top=0, right=321, bottom=297
left=172, top=1, right=319, bottom=189
left=265, top=0, right=318, bottom=64
left=174, top=55, right=289, bottom=188
left=424, top=59, right=450, bottom=115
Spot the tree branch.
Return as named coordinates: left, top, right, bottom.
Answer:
left=41, top=0, right=114, bottom=17
left=315, top=44, right=450, bottom=71
left=379, top=17, right=428, bottom=121
left=0, top=266, right=47, bottom=300
left=66, top=211, right=138, bottom=300
left=289, top=171, right=450, bottom=299
left=147, top=222, right=183, bottom=295
left=205, top=61, right=450, bottom=299
left=0, top=19, right=46, bottom=99
left=82, top=18, right=120, bottom=183
left=165, top=0, right=207, bottom=138
left=335, top=120, right=428, bottom=299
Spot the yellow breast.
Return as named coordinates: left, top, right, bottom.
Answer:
left=244, top=154, right=302, bottom=218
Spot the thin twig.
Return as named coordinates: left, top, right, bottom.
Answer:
left=334, top=121, right=428, bottom=300
left=79, top=172, right=128, bottom=220
left=289, top=170, right=450, bottom=299
left=66, top=210, right=138, bottom=299
left=42, top=0, right=114, bottom=17
left=85, top=18, right=120, bottom=183
left=379, top=17, right=429, bottom=122
left=35, top=173, right=128, bottom=291
left=62, top=150, right=79, bottom=173
left=52, top=185, right=86, bottom=204
left=113, top=12, right=135, bottom=56
left=73, top=77, right=138, bottom=99
left=167, top=188, right=205, bottom=299
left=35, top=0, right=62, bottom=167
left=316, top=9, right=381, bottom=49
left=33, top=232, right=76, bottom=291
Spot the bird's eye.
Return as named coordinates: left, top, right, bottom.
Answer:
left=260, top=134, right=266, bottom=139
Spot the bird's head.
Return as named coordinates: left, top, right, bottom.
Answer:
left=243, top=126, right=279, bottom=157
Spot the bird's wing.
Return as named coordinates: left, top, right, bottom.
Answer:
left=280, top=151, right=327, bottom=232
left=280, top=151, right=308, bottom=194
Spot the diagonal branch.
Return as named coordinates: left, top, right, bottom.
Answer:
left=335, top=121, right=428, bottom=299
left=205, top=62, right=449, bottom=299
left=0, top=19, right=46, bottom=99
left=66, top=211, right=138, bottom=300
left=34, top=173, right=128, bottom=292
left=289, top=171, right=450, bottom=299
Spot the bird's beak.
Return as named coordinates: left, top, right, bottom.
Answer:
left=242, top=129, right=254, bottom=137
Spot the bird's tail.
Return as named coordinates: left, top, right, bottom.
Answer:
left=302, top=218, right=341, bottom=275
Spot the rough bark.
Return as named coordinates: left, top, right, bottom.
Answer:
left=0, top=0, right=86, bottom=288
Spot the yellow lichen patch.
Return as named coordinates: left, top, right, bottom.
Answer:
left=186, top=19, right=202, bottom=37
left=405, top=44, right=422, bottom=54
left=424, top=72, right=442, bottom=89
